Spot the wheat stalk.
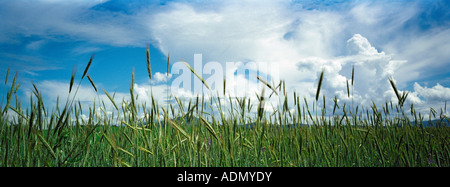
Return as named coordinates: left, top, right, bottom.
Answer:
left=315, top=70, right=324, bottom=101
left=103, top=88, right=119, bottom=111
left=256, top=75, right=278, bottom=96
left=346, top=79, right=350, bottom=98
left=82, top=53, right=94, bottom=80
left=69, top=66, right=76, bottom=93
left=181, top=59, right=210, bottom=90
left=86, top=74, right=97, bottom=92
left=146, top=45, right=152, bottom=80
left=4, top=67, right=10, bottom=85
left=351, top=65, right=355, bottom=86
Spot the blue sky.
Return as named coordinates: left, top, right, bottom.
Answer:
left=0, top=0, right=449, bottom=117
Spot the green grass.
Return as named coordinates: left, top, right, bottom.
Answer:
left=0, top=54, right=449, bottom=167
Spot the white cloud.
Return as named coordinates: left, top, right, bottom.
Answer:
left=414, top=83, right=450, bottom=103
left=149, top=0, right=344, bottom=107
left=146, top=1, right=450, bottom=116
left=384, top=28, right=450, bottom=85
left=26, top=40, right=47, bottom=51
left=36, top=80, right=97, bottom=103
left=346, top=34, right=379, bottom=56
left=0, top=0, right=144, bottom=46
left=148, top=1, right=295, bottom=62
left=4, top=0, right=450, bottom=118
left=294, top=34, right=411, bottom=109
left=349, top=1, right=418, bottom=27
left=152, top=72, right=172, bottom=84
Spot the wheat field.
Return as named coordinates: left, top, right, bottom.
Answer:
left=0, top=53, right=449, bottom=167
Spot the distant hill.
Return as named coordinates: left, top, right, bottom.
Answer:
left=411, top=118, right=449, bottom=127
left=150, top=116, right=449, bottom=128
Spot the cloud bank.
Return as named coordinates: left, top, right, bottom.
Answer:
left=1, top=0, right=449, bottom=117
left=147, top=1, right=450, bottom=115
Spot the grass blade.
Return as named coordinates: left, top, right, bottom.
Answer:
left=316, top=70, right=324, bottom=101
left=223, top=76, right=226, bottom=96
left=347, top=79, right=350, bottom=98
left=101, top=131, right=116, bottom=150
left=4, top=66, right=10, bottom=85
left=146, top=45, right=151, bottom=80
left=35, top=131, right=57, bottom=160
left=351, top=65, right=354, bottom=86
left=137, top=146, right=154, bottom=156
left=103, top=88, right=119, bottom=111
left=117, top=147, right=134, bottom=158
left=82, top=53, right=94, bottom=80
left=389, top=77, right=400, bottom=101
left=168, top=119, right=190, bottom=140
left=200, top=116, right=219, bottom=141
left=181, top=60, right=210, bottom=90
left=9, top=106, right=28, bottom=120
left=86, top=74, right=97, bottom=92
left=3, top=71, right=17, bottom=114
left=257, top=75, right=278, bottom=96
left=69, top=66, right=76, bottom=93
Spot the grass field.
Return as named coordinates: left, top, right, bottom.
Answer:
left=0, top=53, right=449, bottom=167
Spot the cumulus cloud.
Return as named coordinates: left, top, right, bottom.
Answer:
left=146, top=1, right=450, bottom=116
left=4, top=0, right=450, bottom=118
left=293, top=34, right=412, bottom=110
left=346, top=34, right=379, bottom=56
left=414, top=83, right=450, bottom=103
left=152, top=72, right=172, bottom=84
left=148, top=1, right=295, bottom=63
